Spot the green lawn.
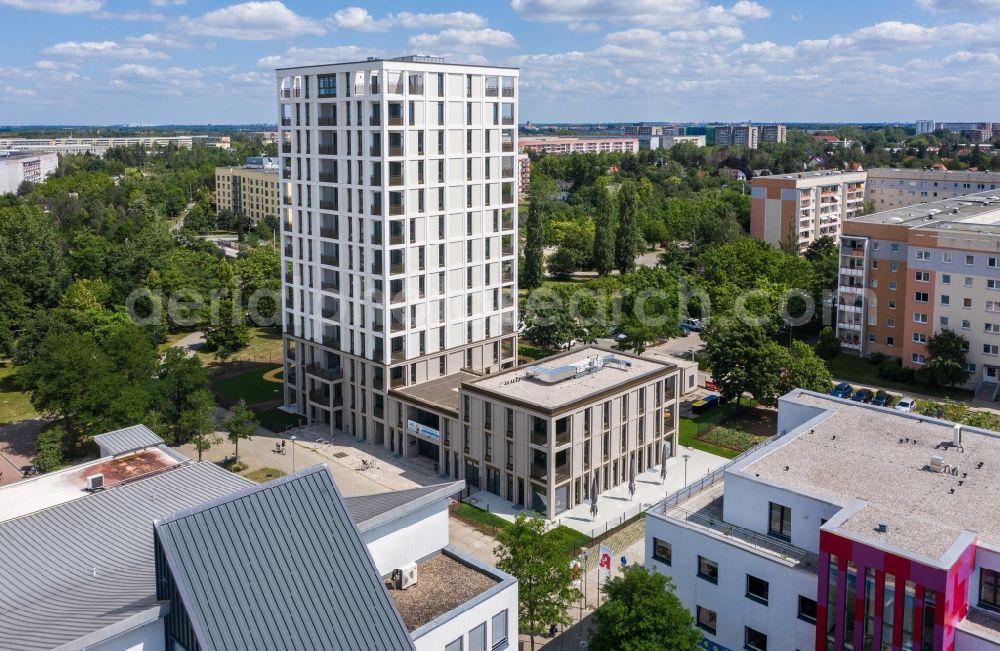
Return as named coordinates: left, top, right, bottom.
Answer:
left=254, top=406, right=304, bottom=433
left=213, top=364, right=283, bottom=405
left=519, top=341, right=555, bottom=362
left=678, top=397, right=757, bottom=459
left=0, top=363, right=39, bottom=425
left=244, top=467, right=287, bottom=483
left=828, top=354, right=973, bottom=401
left=453, top=502, right=591, bottom=553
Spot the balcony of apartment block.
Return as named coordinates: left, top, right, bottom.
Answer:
left=283, top=245, right=293, bottom=257
left=321, top=304, right=338, bottom=320
left=501, top=82, right=515, bottom=97
left=369, top=113, right=381, bottom=127
left=319, top=198, right=337, bottom=211
left=390, top=290, right=405, bottom=305
left=390, top=347, right=406, bottom=364
left=367, top=80, right=381, bottom=95
left=408, top=79, right=424, bottom=95
left=305, top=364, right=343, bottom=382
left=389, top=226, right=405, bottom=246
left=320, top=253, right=338, bottom=267
left=387, top=111, right=404, bottom=127
left=281, top=143, right=292, bottom=154
left=839, top=262, right=864, bottom=277
left=283, top=271, right=293, bottom=284
left=388, top=144, right=404, bottom=157
left=282, top=168, right=292, bottom=180
left=309, top=390, right=343, bottom=407
left=318, top=144, right=336, bottom=156
left=502, top=292, right=515, bottom=310
left=529, top=464, right=570, bottom=484
left=530, top=424, right=547, bottom=447
left=501, top=189, right=514, bottom=204
left=318, top=114, right=336, bottom=127
left=389, top=261, right=405, bottom=275
left=838, top=299, right=863, bottom=313
left=389, top=200, right=404, bottom=216
left=657, top=484, right=818, bottom=571
left=322, top=333, right=340, bottom=349
left=319, top=170, right=337, bottom=183
left=280, top=117, right=292, bottom=127
left=501, top=241, right=514, bottom=257
left=485, top=83, right=499, bottom=98
left=388, top=174, right=403, bottom=187
left=279, top=88, right=301, bottom=99
left=320, top=277, right=339, bottom=292
left=841, top=245, right=865, bottom=257
left=836, top=318, right=862, bottom=332
left=840, top=337, right=862, bottom=351
left=390, top=313, right=406, bottom=333
left=370, top=173, right=382, bottom=187
left=501, top=140, right=514, bottom=153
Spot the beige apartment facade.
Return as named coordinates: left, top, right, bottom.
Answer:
left=750, top=170, right=866, bottom=252
left=215, top=165, right=280, bottom=225
left=866, top=167, right=1000, bottom=209
left=389, top=347, right=679, bottom=519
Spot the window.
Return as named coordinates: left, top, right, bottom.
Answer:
left=913, top=333, right=927, bottom=344
left=967, top=255, right=976, bottom=265
left=889, top=281, right=898, bottom=291
left=940, top=316, right=949, bottom=327
left=446, top=638, right=463, bottom=651
left=744, top=626, right=768, bottom=651
left=468, top=623, right=486, bottom=651
left=965, top=297, right=974, bottom=309
left=916, top=250, right=931, bottom=260
left=914, top=292, right=928, bottom=303
left=870, top=279, right=878, bottom=289
left=989, top=279, right=1000, bottom=291
left=696, top=606, right=717, bottom=635
left=887, top=336, right=895, bottom=346
left=491, top=610, right=509, bottom=650
left=697, top=556, right=718, bottom=583
left=912, top=353, right=926, bottom=364
left=943, top=252, right=952, bottom=263
left=986, top=323, right=1000, bottom=334
left=990, top=257, right=1000, bottom=268
left=890, top=262, right=899, bottom=272
left=985, top=344, right=999, bottom=357
left=888, top=319, right=896, bottom=328
left=888, top=299, right=897, bottom=309
left=871, top=260, right=879, bottom=270
left=981, top=569, right=1000, bottom=610
left=652, top=538, right=672, bottom=565
left=746, top=575, right=769, bottom=604
left=890, top=243, right=900, bottom=252
left=798, top=595, right=818, bottom=623
left=915, top=271, right=930, bottom=282
left=966, top=277, right=975, bottom=287
left=940, top=295, right=950, bottom=305
left=963, top=320, right=972, bottom=330
left=768, top=502, right=791, bottom=540
left=942, top=274, right=951, bottom=284
left=989, top=301, right=1000, bottom=313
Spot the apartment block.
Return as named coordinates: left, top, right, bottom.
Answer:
left=750, top=170, right=867, bottom=252
left=650, top=135, right=706, bottom=150
left=215, top=157, right=280, bottom=226
left=647, top=389, right=1000, bottom=651
left=389, top=347, right=679, bottom=519
left=867, top=168, right=1000, bottom=210
left=518, top=137, right=639, bottom=155
left=0, top=135, right=229, bottom=155
left=715, top=124, right=760, bottom=149
left=759, top=124, right=787, bottom=144
left=836, top=191, right=1000, bottom=390
left=517, top=152, right=530, bottom=193
left=0, top=151, right=57, bottom=194
left=276, top=56, right=520, bottom=446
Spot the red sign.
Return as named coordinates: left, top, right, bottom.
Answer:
left=598, top=545, right=613, bottom=572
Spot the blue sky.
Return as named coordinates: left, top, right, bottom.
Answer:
left=1, top=0, right=998, bottom=125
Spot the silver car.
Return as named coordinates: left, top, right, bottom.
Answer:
left=894, top=398, right=915, bottom=413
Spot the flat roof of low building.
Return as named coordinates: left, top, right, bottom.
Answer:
left=751, top=169, right=866, bottom=183
left=846, top=189, right=1000, bottom=233
left=867, top=167, right=1000, bottom=178
left=277, top=56, right=517, bottom=72
left=0, top=462, right=251, bottom=651
left=393, top=371, right=478, bottom=415
left=738, top=390, right=1000, bottom=560
left=388, top=550, right=503, bottom=632
left=0, top=445, right=183, bottom=522
left=465, top=347, right=673, bottom=415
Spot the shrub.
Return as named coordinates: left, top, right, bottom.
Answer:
left=34, top=425, right=66, bottom=473
left=869, top=352, right=886, bottom=366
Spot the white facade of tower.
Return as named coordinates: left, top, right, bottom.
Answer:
left=276, top=57, right=519, bottom=445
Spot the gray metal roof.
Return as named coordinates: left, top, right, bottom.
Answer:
left=0, top=462, right=252, bottom=651
left=93, top=424, right=164, bottom=456
left=345, top=481, right=464, bottom=532
left=154, top=464, right=416, bottom=651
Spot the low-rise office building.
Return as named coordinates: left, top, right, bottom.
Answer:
left=0, top=151, right=58, bottom=194
left=215, top=158, right=280, bottom=225
left=519, top=137, right=639, bottom=155
left=647, top=389, right=1000, bottom=651
left=836, top=190, right=1000, bottom=391
left=866, top=168, right=1000, bottom=209
left=750, top=170, right=867, bottom=252
left=389, top=346, right=679, bottom=520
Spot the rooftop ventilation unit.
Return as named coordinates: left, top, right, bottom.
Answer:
left=525, top=355, right=632, bottom=384
left=876, top=522, right=889, bottom=533
left=392, top=562, right=418, bottom=590
left=929, top=455, right=945, bottom=472
left=85, top=473, right=105, bottom=492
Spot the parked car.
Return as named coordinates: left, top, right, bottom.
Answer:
left=895, top=398, right=916, bottom=413
left=682, top=318, right=703, bottom=332
left=678, top=324, right=691, bottom=337
left=851, top=388, right=875, bottom=403
left=872, top=391, right=894, bottom=407
left=831, top=382, right=854, bottom=399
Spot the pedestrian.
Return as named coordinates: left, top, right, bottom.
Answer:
left=548, top=623, right=557, bottom=638
left=281, top=440, right=287, bottom=454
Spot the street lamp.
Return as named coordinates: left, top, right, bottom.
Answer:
left=682, top=453, right=691, bottom=486
left=290, top=435, right=297, bottom=473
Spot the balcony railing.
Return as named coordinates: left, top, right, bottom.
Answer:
left=370, top=115, right=381, bottom=127
left=320, top=200, right=337, bottom=211
left=389, top=145, right=403, bottom=156
left=318, top=116, right=336, bottom=126
left=283, top=245, right=293, bottom=256
left=389, top=203, right=404, bottom=216
left=369, top=82, right=381, bottom=94
left=320, top=254, right=338, bottom=266
left=502, top=86, right=514, bottom=97
left=388, top=115, right=403, bottom=126
left=409, top=81, right=424, bottom=95
left=390, top=263, right=404, bottom=275
left=321, top=306, right=338, bottom=319
left=306, top=364, right=343, bottom=382
left=321, top=279, right=338, bottom=292
left=318, top=145, right=336, bottom=155
left=390, top=349, right=405, bottom=363
left=280, top=88, right=300, bottom=99
left=281, top=144, right=292, bottom=153
left=322, top=334, right=339, bottom=348
left=389, top=175, right=403, bottom=186
left=319, top=173, right=337, bottom=183
left=390, top=291, right=405, bottom=304
left=390, top=233, right=404, bottom=245
left=280, top=118, right=292, bottom=126
left=370, top=175, right=382, bottom=186
left=309, top=390, right=330, bottom=404
left=502, top=116, right=514, bottom=125
left=485, top=86, right=498, bottom=97
left=319, top=227, right=336, bottom=239
left=391, top=319, right=406, bottom=333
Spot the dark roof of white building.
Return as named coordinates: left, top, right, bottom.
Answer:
left=93, top=424, right=164, bottom=456
left=345, top=481, right=464, bottom=532
left=0, top=462, right=251, bottom=651
left=154, top=465, right=416, bottom=651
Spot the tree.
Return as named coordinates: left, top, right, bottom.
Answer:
left=816, top=326, right=842, bottom=360
left=493, top=514, right=582, bottom=651
left=593, top=186, right=618, bottom=276
left=522, top=287, right=580, bottom=349
left=924, top=329, right=971, bottom=386
left=205, top=295, right=250, bottom=362
left=782, top=340, right=834, bottom=396
left=702, top=320, right=777, bottom=405
left=178, top=389, right=220, bottom=460
left=155, top=347, right=210, bottom=438
left=223, top=399, right=258, bottom=461
left=522, top=177, right=554, bottom=290
left=615, top=180, right=641, bottom=274
left=590, top=565, right=701, bottom=651
left=547, top=246, right=579, bottom=280
left=33, top=425, right=66, bottom=473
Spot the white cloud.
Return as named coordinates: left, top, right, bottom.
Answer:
left=150, top=0, right=186, bottom=5
left=510, top=0, right=750, bottom=28
left=257, top=45, right=377, bottom=69
left=567, top=21, right=601, bottom=32
left=331, top=7, right=487, bottom=32
left=409, top=28, right=517, bottom=50
left=175, top=1, right=324, bottom=40
left=0, top=0, right=101, bottom=13
left=943, top=50, right=1000, bottom=65
left=93, top=9, right=164, bottom=21
left=730, top=1, right=771, bottom=18
left=125, top=32, right=195, bottom=48
left=734, top=40, right=796, bottom=61
left=668, top=25, right=744, bottom=43
left=34, top=59, right=80, bottom=70
left=43, top=40, right=168, bottom=60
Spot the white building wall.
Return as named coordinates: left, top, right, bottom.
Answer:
left=85, top=619, right=165, bottom=651
left=412, top=581, right=518, bottom=651
left=361, top=500, right=450, bottom=575
left=646, top=516, right=817, bottom=651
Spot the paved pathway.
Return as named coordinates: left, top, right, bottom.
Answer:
left=171, top=331, right=205, bottom=357
left=0, top=419, right=48, bottom=485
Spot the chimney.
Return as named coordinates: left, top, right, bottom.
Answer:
left=953, top=424, right=963, bottom=447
